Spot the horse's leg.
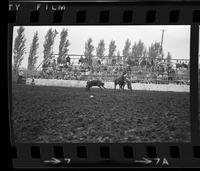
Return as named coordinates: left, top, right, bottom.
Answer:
left=127, top=81, right=131, bottom=90
left=120, top=80, right=125, bottom=90
left=114, top=82, right=117, bottom=90
left=120, top=83, right=124, bottom=90
left=129, top=82, right=132, bottom=91
left=118, top=84, right=120, bottom=90
left=118, top=83, right=121, bottom=89
left=130, top=83, right=132, bottom=90
left=123, top=83, right=125, bottom=90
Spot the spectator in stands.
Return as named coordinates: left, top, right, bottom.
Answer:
left=16, top=70, right=25, bottom=83
left=66, top=56, right=71, bottom=65
left=17, top=70, right=24, bottom=83
left=31, top=76, right=35, bottom=86
left=127, top=65, right=131, bottom=72
left=97, top=59, right=101, bottom=65
left=42, top=63, right=47, bottom=72
left=181, top=62, right=188, bottom=70
left=52, top=59, right=57, bottom=71
left=79, top=56, right=84, bottom=66
left=74, top=67, right=78, bottom=80
left=57, top=57, right=62, bottom=64
left=53, top=59, right=56, bottom=65
left=112, top=59, right=116, bottom=65
left=18, top=70, right=24, bottom=76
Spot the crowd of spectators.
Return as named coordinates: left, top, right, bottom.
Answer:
left=16, top=55, right=190, bottom=85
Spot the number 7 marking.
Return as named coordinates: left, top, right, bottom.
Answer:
left=154, top=158, right=160, bottom=165
left=64, top=158, right=71, bottom=164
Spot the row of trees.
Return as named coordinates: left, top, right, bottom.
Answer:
left=12, top=26, right=172, bottom=74
left=13, top=27, right=70, bottom=74
left=85, top=38, right=172, bottom=67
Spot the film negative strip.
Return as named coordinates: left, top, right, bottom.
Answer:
left=8, top=0, right=200, bottom=169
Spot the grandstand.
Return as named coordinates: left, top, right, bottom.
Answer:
left=15, top=54, right=190, bottom=85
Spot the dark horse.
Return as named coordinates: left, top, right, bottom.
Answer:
left=114, top=75, right=126, bottom=90
left=114, top=75, right=132, bottom=90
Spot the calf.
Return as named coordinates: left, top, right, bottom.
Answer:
left=86, top=80, right=106, bottom=91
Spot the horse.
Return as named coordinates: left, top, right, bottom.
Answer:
left=114, top=74, right=132, bottom=90
left=121, top=78, right=132, bottom=90
left=114, top=75, right=126, bottom=90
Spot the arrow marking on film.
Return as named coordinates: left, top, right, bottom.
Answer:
left=134, top=157, right=152, bottom=165
left=43, top=157, right=61, bottom=164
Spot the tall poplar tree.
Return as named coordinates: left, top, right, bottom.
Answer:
left=166, top=52, right=172, bottom=66
left=96, top=39, right=105, bottom=62
left=84, top=38, right=94, bottom=66
left=13, top=26, right=26, bottom=74
left=122, top=39, right=131, bottom=62
left=58, top=28, right=70, bottom=64
left=108, top=40, right=117, bottom=65
left=148, top=42, right=164, bottom=61
left=27, top=31, right=39, bottom=71
left=43, top=28, right=58, bottom=69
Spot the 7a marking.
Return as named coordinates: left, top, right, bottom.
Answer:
left=153, top=158, right=169, bottom=165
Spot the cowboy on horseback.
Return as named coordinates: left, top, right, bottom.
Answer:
left=121, top=72, right=132, bottom=90
left=114, top=71, right=131, bottom=90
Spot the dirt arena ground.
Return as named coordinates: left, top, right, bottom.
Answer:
left=11, top=84, right=191, bottom=143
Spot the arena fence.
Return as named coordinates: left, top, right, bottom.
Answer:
left=26, top=78, right=189, bottom=92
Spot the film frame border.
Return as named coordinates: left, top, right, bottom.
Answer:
left=8, top=1, right=200, bottom=168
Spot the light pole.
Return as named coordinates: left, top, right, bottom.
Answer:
left=160, top=29, right=167, bottom=59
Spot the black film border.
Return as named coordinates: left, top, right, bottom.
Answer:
left=8, top=1, right=200, bottom=168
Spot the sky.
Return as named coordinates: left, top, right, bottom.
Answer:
left=12, top=25, right=191, bottom=69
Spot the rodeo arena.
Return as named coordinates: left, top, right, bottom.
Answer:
left=15, top=53, right=190, bottom=92
left=12, top=52, right=191, bottom=143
